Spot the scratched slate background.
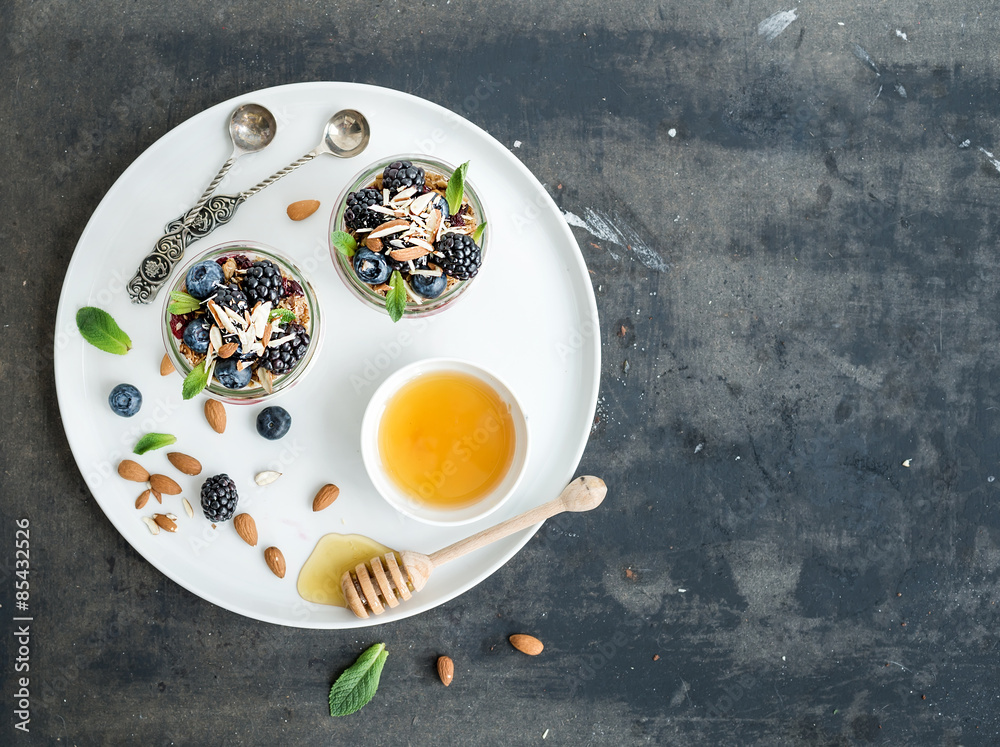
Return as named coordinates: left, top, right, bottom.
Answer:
left=2, top=1, right=1000, bottom=744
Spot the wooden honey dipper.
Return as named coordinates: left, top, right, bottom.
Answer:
left=342, top=475, right=607, bottom=618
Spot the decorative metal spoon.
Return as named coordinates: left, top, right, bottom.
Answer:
left=127, top=109, right=370, bottom=304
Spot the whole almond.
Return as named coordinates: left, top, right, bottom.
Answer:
left=135, top=489, right=151, bottom=510
left=152, top=489, right=162, bottom=504
left=437, top=656, right=454, bottom=686
left=364, top=236, right=383, bottom=252
left=167, top=452, right=202, bottom=476
left=234, top=514, right=258, bottom=547
left=160, top=353, right=175, bottom=376
left=312, top=484, right=340, bottom=512
left=153, top=513, right=178, bottom=533
left=264, top=547, right=286, bottom=578
left=217, top=342, right=238, bottom=359
left=205, top=399, right=226, bottom=434
left=118, top=459, right=149, bottom=482
left=287, top=199, right=321, bottom=221
left=509, top=634, right=544, bottom=656
left=149, top=474, right=181, bottom=495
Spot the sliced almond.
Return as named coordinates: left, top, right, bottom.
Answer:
left=388, top=245, right=430, bottom=262
left=118, top=459, right=149, bottom=482
left=142, top=516, right=161, bottom=535
left=207, top=299, right=229, bottom=329
left=135, top=489, right=151, bottom=510
left=264, top=547, right=286, bottom=578
left=160, top=353, right=175, bottom=376
left=365, top=235, right=384, bottom=252
left=251, top=302, right=271, bottom=338
left=182, top=497, right=194, bottom=519
left=368, top=219, right=410, bottom=239
left=286, top=199, right=321, bottom=221
left=167, top=452, right=202, bottom=476
left=218, top=342, right=238, bottom=359
left=149, top=474, right=181, bottom=495
left=205, top=400, right=226, bottom=433
left=509, top=634, right=544, bottom=656
left=153, top=513, right=178, bottom=533
left=391, top=185, right=418, bottom=202
left=254, top=471, right=282, bottom=486
left=313, top=484, right=340, bottom=512
left=267, top=333, right=296, bottom=348
left=209, top=325, right=223, bottom=353
left=259, top=368, right=274, bottom=394
left=261, top=322, right=274, bottom=348
left=234, top=513, right=258, bottom=546
left=370, top=204, right=396, bottom=216
left=409, top=191, right=436, bottom=215
left=425, top=209, right=443, bottom=240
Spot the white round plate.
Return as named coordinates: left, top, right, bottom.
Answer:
left=54, top=82, right=600, bottom=628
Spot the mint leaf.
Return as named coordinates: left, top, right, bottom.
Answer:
left=386, top=270, right=406, bottom=323
left=268, top=308, right=297, bottom=325
left=168, top=290, right=201, bottom=315
left=182, top=360, right=209, bottom=400
left=329, top=643, right=388, bottom=717
left=445, top=161, right=469, bottom=215
left=331, top=230, right=357, bottom=258
left=76, top=307, right=132, bottom=355
left=134, top=432, right=177, bottom=455
left=472, top=220, right=487, bottom=245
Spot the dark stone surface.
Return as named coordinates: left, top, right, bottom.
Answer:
left=3, top=1, right=1000, bottom=744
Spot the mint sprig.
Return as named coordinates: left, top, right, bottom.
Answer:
left=445, top=161, right=469, bottom=215
left=386, top=270, right=406, bottom=323
left=134, top=432, right=177, bottom=455
left=182, top=360, right=210, bottom=400
left=268, top=308, right=297, bottom=325
left=76, top=307, right=132, bottom=355
left=331, top=230, right=357, bottom=258
left=329, top=643, right=388, bottom=717
left=472, top=220, right=487, bottom=245
left=168, top=290, right=201, bottom=315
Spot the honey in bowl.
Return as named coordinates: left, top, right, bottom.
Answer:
left=378, top=371, right=517, bottom=509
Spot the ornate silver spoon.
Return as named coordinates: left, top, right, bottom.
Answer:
left=128, top=109, right=370, bottom=304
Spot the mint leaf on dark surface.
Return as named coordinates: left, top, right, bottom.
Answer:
left=76, top=307, right=132, bottom=355
left=445, top=161, right=469, bottom=216
left=329, top=643, right=388, bottom=717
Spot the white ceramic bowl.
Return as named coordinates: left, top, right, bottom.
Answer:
left=361, top=358, right=529, bottom=525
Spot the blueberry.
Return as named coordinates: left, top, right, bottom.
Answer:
left=410, top=273, right=447, bottom=299
left=108, top=384, right=142, bottom=417
left=182, top=318, right=212, bottom=353
left=214, top=357, right=253, bottom=389
left=185, top=260, right=225, bottom=300
left=256, top=406, right=292, bottom=440
left=429, top=193, right=450, bottom=221
left=353, top=248, right=391, bottom=285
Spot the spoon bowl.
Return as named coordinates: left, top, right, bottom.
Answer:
left=320, top=109, right=371, bottom=158
left=229, top=103, right=277, bottom=154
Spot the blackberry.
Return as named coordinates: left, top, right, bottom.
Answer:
left=200, top=473, right=239, bottom=522
left=344, top=188, right=387, bottom=230
left=261, top=323, right=310, bottom=375
left=433, top=233, right=482, bottom=280
left=381, top=160, right=425, bottom=194
left=213, top=283, right=249, bottom=314
left=243, top=260, right=285, bottom=308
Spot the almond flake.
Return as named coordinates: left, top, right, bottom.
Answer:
left=368, top=219, right=410, bottom=239
left=251, top=302, right=271, bottom=338
left=254, top=470, right=282, bottom=486
left=382, top=188, right=390, bottom=204
left=268, top=333, right=296, bottom=348
left=209, top=325, right=223, bottom=352
left=408, top=237, right=436, bottom=252
left=142, top=516, right=161, bottom=535
left=426, top=210, right=443, bottom=240
left=409, top=268, right=443, bottom=277
left=369, top=204, right=397, bottom=216
left=409, top=191, right=436, bottom=215
left=182, top=497, right=194, bottom=518
left=207, top=300, right=228, bottom=328
left=404, top=283, right=424, bottom=304
left=259, top=368, right=274, bottom=394
left=391, top=185, right=418, bottom=201
left=261, top=322, right=273, bottom=348
left=237, top=359, right=249, bottom=371
left=354, top=227, right=373, bottom=233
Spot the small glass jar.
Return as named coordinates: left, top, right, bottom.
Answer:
left=162, top=241, right=323, bottom=405
left=329, top=155, right=489, bottom=319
